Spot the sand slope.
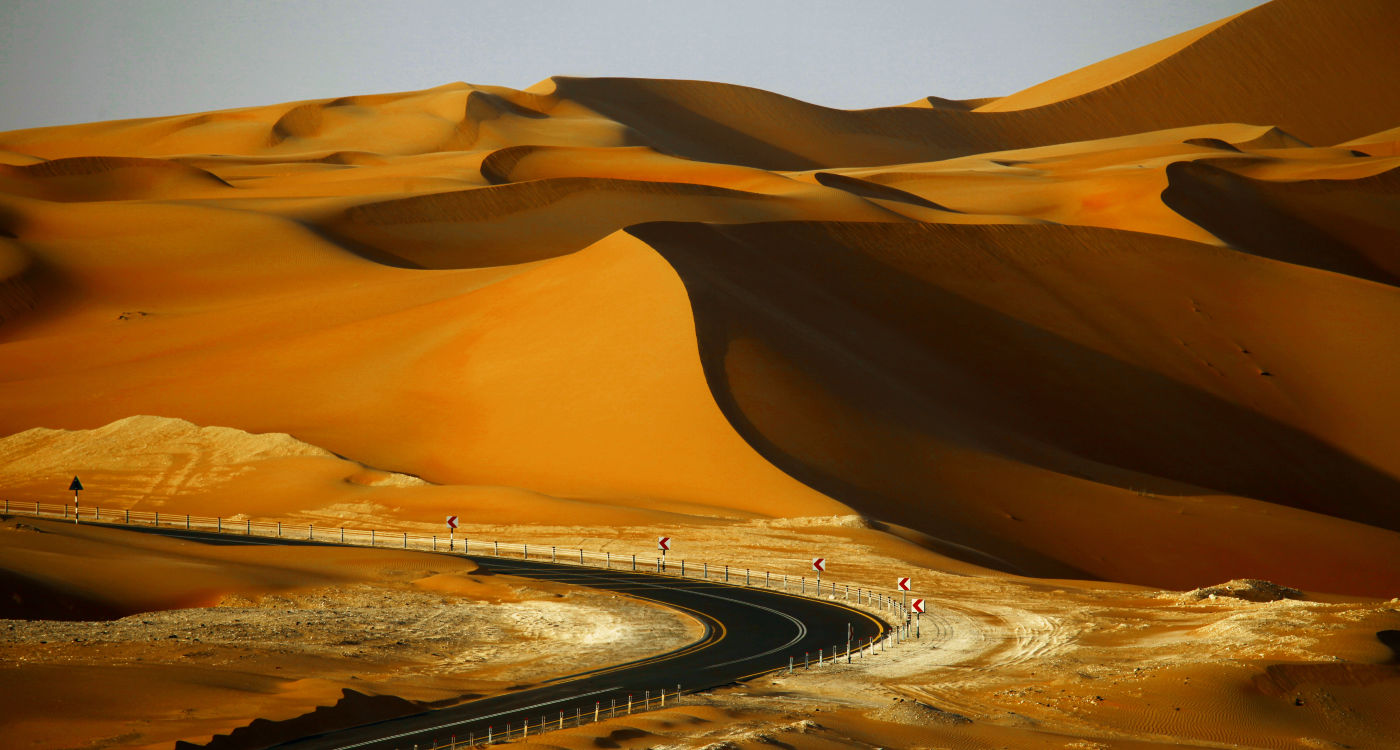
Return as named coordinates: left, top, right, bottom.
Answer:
left=2, top=0, right=1399, bottom=599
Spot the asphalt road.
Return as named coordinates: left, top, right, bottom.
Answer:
left=96, top=524, right=889, bottom=750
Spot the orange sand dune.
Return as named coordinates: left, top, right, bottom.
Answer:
left=3, top=2, right=1393, bottom=173
left=2, top=0, right=1399, bottom=601
left=0, top=198, right=841, bottom=522
left=323, top=176, right=898, bottom=269
left=629, top=221, right=1400, bottom=594
left=1163, top=161, right=1400, bottom=284
left=0, top=156, right=230, bottom=202
left=5, top=4, right=1400, bottom=748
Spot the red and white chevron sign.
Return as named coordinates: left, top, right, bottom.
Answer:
left=657, top=536, right=671, bottom=551
left=445, top=515, right=458, bottom=530
left=811, top=557, right=825, bottom=573
left=912, top=598, right=925, bottom=613
left=897, top=577, right=911, bottom=591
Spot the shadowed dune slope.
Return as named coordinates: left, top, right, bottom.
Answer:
left=1163, top=161, right=1400, bottom=285
left=326, top=177, right=786, bottom=268
left=628, top=221, right=1400, bottom=594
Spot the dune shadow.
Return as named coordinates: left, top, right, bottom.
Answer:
left=628, top=220, right=1400, bottom=576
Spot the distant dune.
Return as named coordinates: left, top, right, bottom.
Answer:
left=2, top=0, right=1399, bottom=598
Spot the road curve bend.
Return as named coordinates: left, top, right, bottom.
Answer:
left=273, top=555, right=887, bottom=749
left=94, top=524, right=890, bottom=750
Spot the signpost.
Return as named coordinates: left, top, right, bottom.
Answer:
left=446, top=515, right=458, bottom=551
left=912, top=598, right=925, bottom=638
left=811, top=557, right=825, bottom=593
left=898, top=576, right=911, bottom=612
left=657, top=536, right=670, bottom=571
left=69, top=476, right=83, bottom=524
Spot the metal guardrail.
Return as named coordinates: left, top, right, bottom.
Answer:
left=3, top=499, right=920, bottom=748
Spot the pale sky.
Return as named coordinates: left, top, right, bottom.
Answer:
left=0, top=0, right=1268, bottom=132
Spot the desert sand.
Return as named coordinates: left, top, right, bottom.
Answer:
left=3, top=0, right=1400, bottom=747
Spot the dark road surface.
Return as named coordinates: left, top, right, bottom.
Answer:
left=101, top=524, right=889, bottom=750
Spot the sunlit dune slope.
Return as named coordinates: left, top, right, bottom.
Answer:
left=2, top=0, right=1399, bottom=595
left=0, top=198, right=841, bottom=523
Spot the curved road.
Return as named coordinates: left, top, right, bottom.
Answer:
left=104, top=524, right=889, bottom=750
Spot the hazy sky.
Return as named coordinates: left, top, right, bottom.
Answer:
left=0, top=0, right=1267, bottom=132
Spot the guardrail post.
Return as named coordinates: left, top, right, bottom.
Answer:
left=804, top=651, right=809, bottom=669
left=217, top=517, right=221, bottom=532
left=125, top=509, right=130, bottom=523
left=746, top=569, right=750, bottom=585
left=595, top=701, right=600, bottom=722
left=524, top=543, right=528, bottom=560
left=802, top=577, right=806, bottom=594
left=155, top=511, right=159, bottom=526
left=185, top=514, right=190, bottom=529
left=488, top=726, right=492, bottom=743
left=724, top=565, right=729, bottom=582
left=370, top=529, right=375, bottom=545
left=579, top=549, right=584, bottom=565
left=246, top=519, right=251, bottom=535
left=766, top=571, right=770, bottom=588
left=433, top=536, right=437, bottom=551
left=627, top=694, right=632, bottom=714
left=465, top=538, right=470, bottom=554
left=788, top=656, right=793, bottom=673
left=681, top=560, right=685, bottom=576
left=703, top=562, right=708, bottom=578
left=645, top=690, right=650, bottom=710
left=606, top=551, right=610, bottom=568
left=552, top=546, right=556, bottom=563
left=632, top=554, right=636, bottom=571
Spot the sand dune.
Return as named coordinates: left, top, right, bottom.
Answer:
left=3, top=3, right=1389, bottom=173
left=3, top=2, right=1400, bottom=745
left=1163, top=160, right=1400, bottom=284
left=1, top=0, right=1397, bottom=592
left=629, top=220, right=1400, bottom=593
left=0, top=156, right=231, bottom=202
